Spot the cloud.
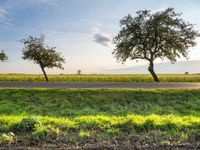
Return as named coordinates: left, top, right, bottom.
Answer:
left=0, top=5, right=13, bottom=26
left=29, top=0, right=57, bottom=5
left=0, top=5, right=10, bottom=25
left=91, top=27, right=113, bottom=48
left=13, top=0, right=57, bottom=6
left=4, top=0, right=57, bottom=10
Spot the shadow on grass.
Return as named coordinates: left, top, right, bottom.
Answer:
left=0, top=88, right=200, bottom=117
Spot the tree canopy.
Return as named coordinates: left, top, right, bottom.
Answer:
left=113, top=8, right=199, bottom=82
left=21, top=35, right=65, bottom=81
left=0, top=51, right=8, bottom=62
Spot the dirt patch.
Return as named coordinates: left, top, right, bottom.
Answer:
left=0, top=136, right=198, bottom=150
left=84, top=136, right=195, bottom=150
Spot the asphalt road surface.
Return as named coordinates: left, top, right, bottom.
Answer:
left=0, top=82, right=200, bottom=89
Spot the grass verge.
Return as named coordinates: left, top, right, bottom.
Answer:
left=0, top=88, right=200, bottom=148
left=0, top=115, right=200, bottom=148
left=0, top=88, right=200, bottom=116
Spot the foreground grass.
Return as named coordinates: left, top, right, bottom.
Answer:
left=0, top=88, right=200, bottom=148
left=0, top=74, right=200, bottom=82
left=0, top=115, right=200, bottom=148
left=0, top=88, right=200, bottom=116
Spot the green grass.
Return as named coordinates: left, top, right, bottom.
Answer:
left=0, top=74, right=200, bottom=82
left=1, top=114, right=200, bottom=148
left=0, top=88, right=200, bottom=116
left=0, top=88, right=200, bottom=148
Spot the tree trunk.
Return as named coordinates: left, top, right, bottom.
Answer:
left=148, top=61, right=160, bottom=82
left=41, top=67, right=49, bottom=81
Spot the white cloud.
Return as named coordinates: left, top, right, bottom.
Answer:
left=16, top=0, right=57, bottom=6
left=0, top=5, right=10, bottom=25
left=4, top=0, right=57, bottom=10
left=30, top=0, right=57, bottom=5
left=91, top=27, right=113, bottom=48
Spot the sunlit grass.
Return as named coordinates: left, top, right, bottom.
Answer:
left=0, top=115, right=199, bottom=147
left=0, top=74, right=200, bottom=82
left=0, top=88, right=200, bottom=147
left=0, top=115, right=200, bottom=132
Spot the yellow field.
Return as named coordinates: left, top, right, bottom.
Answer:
left=0, top=74, right=199, bottom=82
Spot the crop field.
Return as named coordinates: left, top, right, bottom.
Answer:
left=0, top=88, right=200, bottom=149
left=0, top=74, right=200, bottom=82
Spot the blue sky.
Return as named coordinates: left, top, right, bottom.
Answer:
left=0, top=0, right=200, bottom=74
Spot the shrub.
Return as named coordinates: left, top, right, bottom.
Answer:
left=31, top=126, right=60, bottom=144
left=32, top=127, right=48, bottom=141
left=12, top=117, right=41, bottom=132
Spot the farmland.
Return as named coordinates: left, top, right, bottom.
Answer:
left=1, top=0, right=200, bottom=149
left=0, top=74, right=200, bottom=82
left=0, top=88, right=200, bottom=149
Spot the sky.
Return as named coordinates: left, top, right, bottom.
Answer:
left=0, top=0, right=200, bottom=74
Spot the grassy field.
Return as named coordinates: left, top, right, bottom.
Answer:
left=0, top=88, right=200, bottom=148
left=0, top=74, right=200, bottom=82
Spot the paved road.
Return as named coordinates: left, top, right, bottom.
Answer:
left=0, top=82, right=200, bottom=89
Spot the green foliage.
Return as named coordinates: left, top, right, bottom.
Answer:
left=31, top=127, right=48, bottom=141
left=12, top=117, right=41, bottom=132
left=79, top=130, right=90, bottom=139
left=0, top=115, right=200, bottom=146
left=0, top=51, right=8, bottom=62
left=21, top=35, right=65, bottom=70
left=29, top=125, right=60, bottom=145
left=113, top=8, right=199, bottom=82
left=114, top=8, right=199, bottom=63
left=21, top=35, right=65, bottom=81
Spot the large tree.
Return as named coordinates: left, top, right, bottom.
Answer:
left=21, top=35, right=65, bottom=81
left=0, top=51, right=8, bottom=63
left=113, top=8, right=199, bottom=82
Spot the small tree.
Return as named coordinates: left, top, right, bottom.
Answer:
left=21, top=35, right=65, bottom=81
left=0, top=51, right=8, bottom=62
left=77, top=69, right=82, bottom=75
left=113, top=8, right=199, bottom=82
left=184, top=72, right=189, bottom=75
